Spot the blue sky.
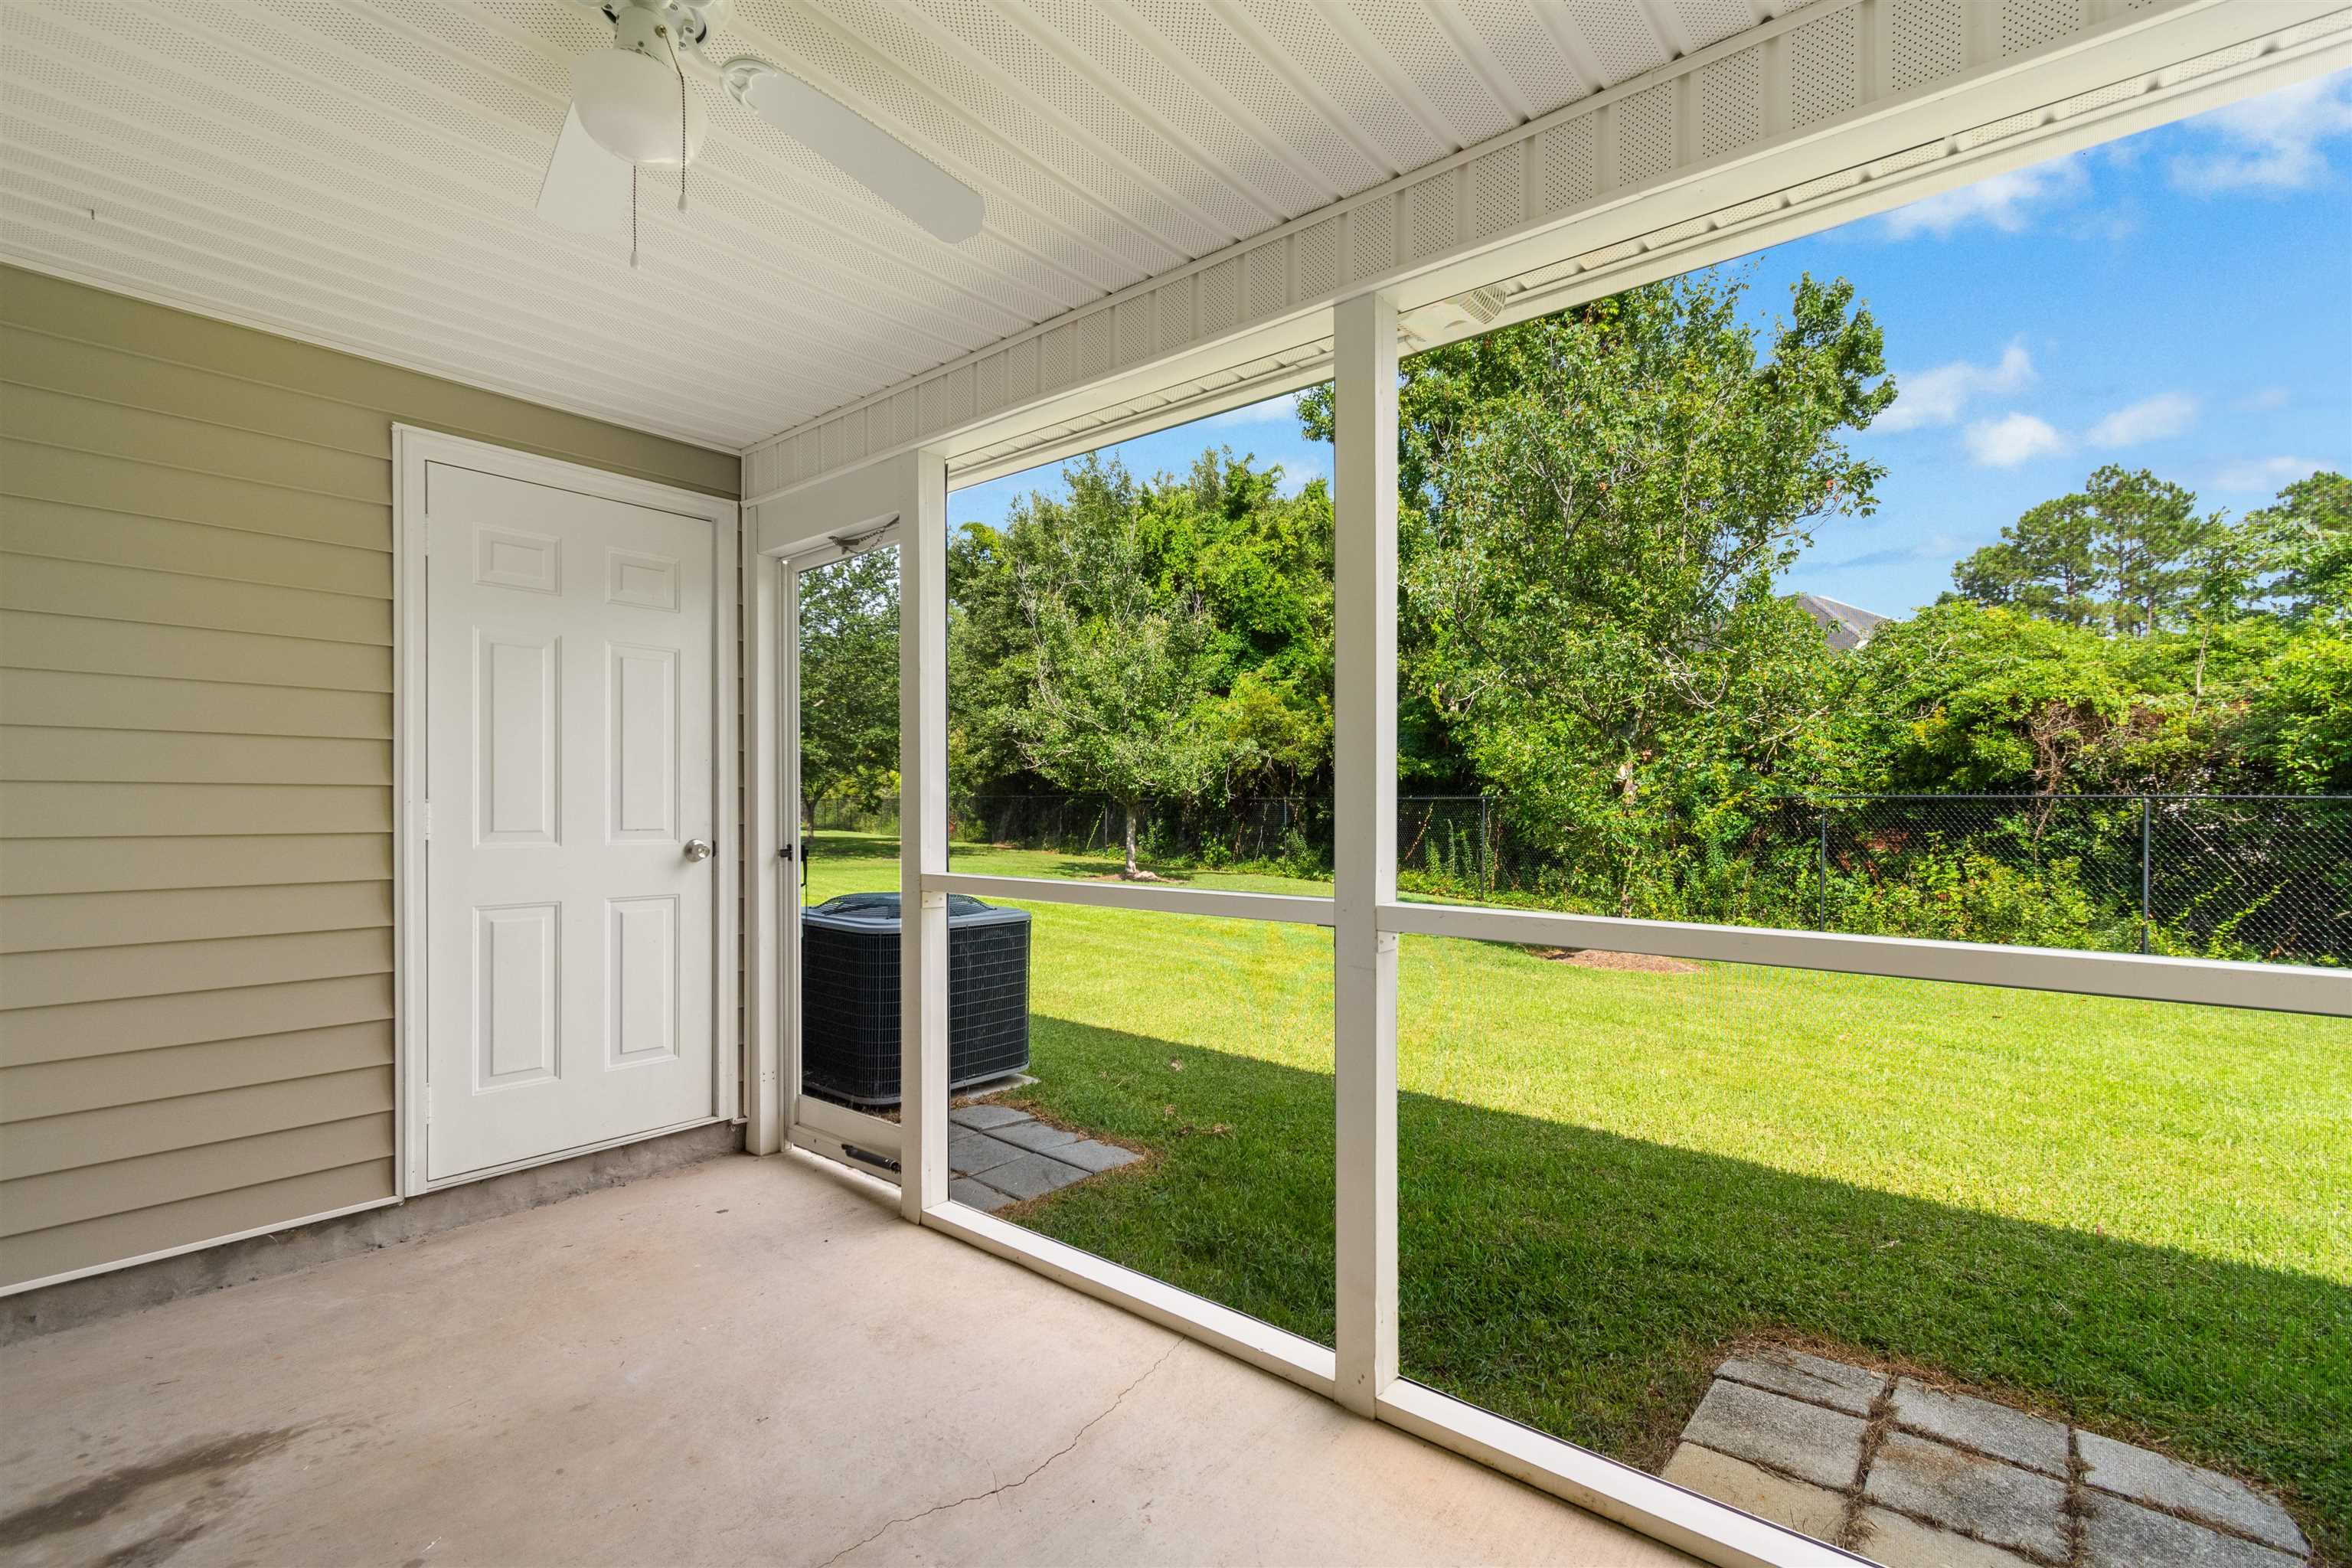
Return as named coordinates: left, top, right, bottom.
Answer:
left=951, top=68, right=2352, bottom=619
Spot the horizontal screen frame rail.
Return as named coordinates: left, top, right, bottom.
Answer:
left=1379, top=902, right=2351, bottom=1017
left=923, top=874, right=2346, bottom=1014
left=926, top=871, right=1336, bottom=926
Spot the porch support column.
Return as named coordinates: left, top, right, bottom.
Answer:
left=743, top=521, right=782, bottom=1155
left=900, top=448, right=952, bottom=1220
left=1333, top=289, right=1399, bottom=1416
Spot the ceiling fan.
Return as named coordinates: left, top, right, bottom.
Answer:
left=537, top=0, right=985, bottom=256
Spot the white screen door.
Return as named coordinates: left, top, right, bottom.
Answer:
left=423, top=460, right=719, bottom=1182
left=782, top=533, right=904, bottom=1175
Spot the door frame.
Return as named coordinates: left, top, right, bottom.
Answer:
left=393, top=425, right=740, bottom=1197
left=773, top=530, right=906, bottom=1174
left=743, top=451, right=936, bottom=1167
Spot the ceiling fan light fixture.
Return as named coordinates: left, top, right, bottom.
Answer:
left=531, top=0, right=985, bottom=253
left=572, top=15, right=708, bottom=166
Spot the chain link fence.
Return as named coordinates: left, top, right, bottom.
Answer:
left=946, top=792, right=1334, bottom=872
left=931, top=790, right=2350, bottom=965
left=1814, top=795, right=2352, bottom=964
left=1398, top=792, right=2351, bottom=965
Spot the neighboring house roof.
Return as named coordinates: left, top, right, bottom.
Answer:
left=1792, top=593, right=1893, bottom=652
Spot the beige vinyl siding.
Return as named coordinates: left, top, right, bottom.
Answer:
left=0, top=265, right=737, bottom=1290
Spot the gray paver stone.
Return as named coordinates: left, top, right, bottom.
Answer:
left=1862, top=1431, right=2069, bottom=1560
left=987, top=1119, right=1086, bottom=1154
left=974, top=1150, right=1088, bottom=1201
left=1050, top=1138, right=1142, bottom=1174
left=947, top=1176, right=1014, bottom=1212
left=948, top=1102, right=1034, bottom=1130
left=1661, top=1444, right=1846, bottom=1543
left=2077, top=1432, right=2308, bottom=1556
left=946, top=1127, right=1023, bottom=1176
left=1718, top=1348, right=1886, bottom=1416
left=1890, top=1379, right=2069, bottom=1476
left=1680, top=1378, right=1867, bottom=1491
left=2081, top=1492, right=2307, bottom=1568
left=1851, top=1506, right=2038, bottom=1568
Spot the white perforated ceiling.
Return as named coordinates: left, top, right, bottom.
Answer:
left=0, top=0, right=1764, bottom=449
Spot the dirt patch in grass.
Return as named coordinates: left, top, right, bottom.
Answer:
left=1537, top=947, right=1701, bottom=975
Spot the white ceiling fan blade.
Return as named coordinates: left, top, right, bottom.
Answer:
left=729, top=64, right=985, bottom=244
left=537, top=105, right=631, bottom=237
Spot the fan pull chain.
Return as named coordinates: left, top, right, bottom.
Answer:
left=630, top=165, right=639, bottom=270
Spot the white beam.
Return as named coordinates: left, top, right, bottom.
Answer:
left=1332, top=289, right=1399, bottom=1417
left=900, top=449, right=952, bottom=1220
left=927, top=872, right=1335, bottom=926
left=1379, top=902, right=2352, bottom=1017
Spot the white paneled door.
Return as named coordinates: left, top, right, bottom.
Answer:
left=424, top=462, right=717, bottom=1182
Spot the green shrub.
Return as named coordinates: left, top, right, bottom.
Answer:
left=1831, top=854, right=2103, bottom=948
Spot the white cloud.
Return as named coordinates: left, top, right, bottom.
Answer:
left=1880, top=157, right=2086, bottom=237
left=2170, top=70, right=2352, bottom=193
left=1878, top=341, right=2035, bottom=433
left=1965, top=413, right=2069, bottom=468
left=2215, top=456, right=2327, bottom=492
left=2239, top=387, right=2291, bottom=412
left=1206, top=390, right=1305, bottom=427
left=1275, top=451, right=1329, bottom=498
left=2087, top=391, right=2198, bottom=449
left=1820, top=531, right=1981, bottom=572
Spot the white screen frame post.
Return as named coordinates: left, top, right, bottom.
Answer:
left=1332, top=289, right=1400, bottom=1418
left=744, top=521, right=782, bottom=1155
left=900, top=449, right=953, bottom=1220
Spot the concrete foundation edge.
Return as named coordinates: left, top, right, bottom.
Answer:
left=2, top=1122, right=746, bottom=1344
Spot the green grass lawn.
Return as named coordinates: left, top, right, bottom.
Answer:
left=806, top=831, right=2352, bottom=1554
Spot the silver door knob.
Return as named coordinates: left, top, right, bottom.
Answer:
left=684, top=838, right=715, bottom=861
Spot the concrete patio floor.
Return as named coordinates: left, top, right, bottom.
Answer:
left=0, top=1152, right=1691, bottom=1568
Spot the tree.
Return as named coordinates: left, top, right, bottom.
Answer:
left=2249, top=469, right=2352, bottom=626
left=1150, top=452, right=1334, bottom=796
left=1951, top=466, right=2227, bottom=636
left=994, top=456, right=1253, bottom=877
left=2093, top=467, right=2217, bottom=636
left=795, top=547, right=900, bottom=825
left=1374, top=268, right=1893, bottom=909
left=950, top=446, right=1326, bottom=831
left=2244, top=631, right=2352, bottom=792
left=1951, top=495, right=2099, bottom=626
left=1851, top=601, right=2140, bottom=795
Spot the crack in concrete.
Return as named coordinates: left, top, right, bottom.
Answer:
left=814, top=1340, right=1181, bottom=1568
left=1834, top=1374, right=1896, bottom=1553
left=2061, top=1426, right=2089, bottom=1567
